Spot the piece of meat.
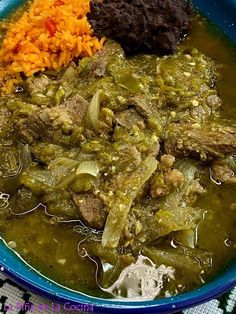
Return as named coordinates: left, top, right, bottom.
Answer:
left=27, top=74, right=50, bottom=94
left=113, top=145, right=142, bottom=173
left=16, top=94, right=88, bottom=143
left=92, top=42, right=124, bottom=77
left=62, top=94, right=88, bottom=122
left=150, top=167, right=184, bottom=198
left=205, top=94, right=222, bottom=110
left=160, top=154, right=175, bottom=168
left=164, top=169, right=185, bottom=187
left=164, top=123, right=236, bottom=160
left=211, top=160, right=236, bottom=184
left=189, top=93, right=222, bottom=123
left=127, top=95, right=154, bottom=117
left=79, top=41, right=124, bottom=78
left=73, top=193, right=107, bottom=229
left=115, top=108, right=145, bottom=129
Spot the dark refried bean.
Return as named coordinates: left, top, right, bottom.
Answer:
left=87, top=0, right=192, bottom=55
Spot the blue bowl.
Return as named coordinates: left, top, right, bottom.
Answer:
left=0, top=1, right=236, bottom=313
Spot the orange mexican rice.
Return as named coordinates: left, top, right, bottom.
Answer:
left=0, top=0, right=105, bottom=82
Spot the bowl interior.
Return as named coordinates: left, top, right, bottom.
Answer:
left=1, top=238, right=236, bottom=314
left=0, top=0, right=236, bottom=313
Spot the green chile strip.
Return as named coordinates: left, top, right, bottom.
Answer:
left=102, top=156, right=158, bottom=248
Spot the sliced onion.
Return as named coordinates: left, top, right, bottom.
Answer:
left=21, top=144, right=32, bottom=170
left=87, top=89, right=104, bottom=132
left=76, top=161, right=100, bottom=177
left=48, top=157, right=79, bottom=170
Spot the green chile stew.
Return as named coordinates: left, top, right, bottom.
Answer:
left=0, top=15, right=236, bottom=299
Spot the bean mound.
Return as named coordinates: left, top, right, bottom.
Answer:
left=88, top=0, right=192, bottom=55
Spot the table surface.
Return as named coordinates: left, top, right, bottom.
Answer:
left=0, top=273, right=235, bottom=314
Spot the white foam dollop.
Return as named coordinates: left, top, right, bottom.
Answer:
left=101, top=254, right=175, bottom=301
